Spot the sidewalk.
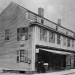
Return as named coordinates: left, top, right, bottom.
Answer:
left=34, top=69, right=75, bottom=75
left=0, top=69, right=75, bottom=75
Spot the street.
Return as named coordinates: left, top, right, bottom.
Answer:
left=0, top=69, right=75, bottom=75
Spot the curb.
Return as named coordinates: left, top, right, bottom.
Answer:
left=62, top=72, right=75, bottom=75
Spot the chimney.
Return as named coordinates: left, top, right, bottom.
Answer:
left=58, top=19, right=61, bottom=25
left=38, top=7, right=44, bottom=17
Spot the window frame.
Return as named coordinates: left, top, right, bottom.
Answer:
left=17, top=50, right=28, bottom=63
left=72, top=40, right=74, bottom=47
left=49, top=31, right=55, bottom=43
left=17, top=27, right=28, bottom=41
left=40, top=27, right=47, bottom=42
left=5, top=29, right=9, bottom=41
left=63, top=36, right=66, bottom=46
left=67, top=38, right=70, bottom=47
left=57, top=34, right=61, bottom=44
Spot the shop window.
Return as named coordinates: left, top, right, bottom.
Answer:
left=67, top=38, right=70, bottom=47
left=17, top=50, right=28, bottom=63
left=57, top=34, right=61, bottom=44
left=49, top=31, right=55, bottom=43
left=40, top=27, right=47, bottom=42
left=63, top=36, right=66, bottom=46
left=17, top=27, right=28, bottom=41
left=72, top=40, right=74, bottom=47
left=5, top=29, right=9, bottom=41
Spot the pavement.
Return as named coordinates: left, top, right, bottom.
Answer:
left=0, top=69, right=75, bottom=75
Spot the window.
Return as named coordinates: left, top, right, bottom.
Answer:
left=17, top=50, right=28, bottom=63
left=5, top=29, right=9, bottom=41
left=49, top=31, right=55, bottom=43
left=20, top=50, right=25, bottom=62
left=41, top=19, right=44, bottom=24
left=17, top=27, right=28, bottom=41
left=67, top=38, right=70, bottom=47
left=26, top=12, right=34, bottom=22
left=40, top=27, right=47, bottom=42
left=57, top=34, right=61, bottom=44
left=63, top=36, right=66, bottom=46
left=72, top=40, right=74, bottom=47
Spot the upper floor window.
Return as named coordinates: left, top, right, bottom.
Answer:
left=17, top=27, right=28, bottom=41
left=5, top=29, right=9, bottom=41
left=26, top=12, right=34, bottom=22
left=57, top=34, right=61, bottom=44
left=40, top=27, right=47, bottom=42
left=41, top=19, right=44, bottom=24
left=72, top=40, right=74, bottom=47
left=67, top=38, right=70, bottom=47
left=49, top=31, right=55, bottom=43
left=63, top=36, right=66, bottom=46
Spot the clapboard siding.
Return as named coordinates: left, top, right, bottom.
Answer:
left=0, top=3, right=34, bottom=71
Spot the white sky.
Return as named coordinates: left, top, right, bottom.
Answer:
left=0, top=0, right=75, bottom=32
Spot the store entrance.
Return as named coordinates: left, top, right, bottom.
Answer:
left=35, top=49, right=66, bottom=73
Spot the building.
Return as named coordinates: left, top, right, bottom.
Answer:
left=0, top=1, right=75, bottom=73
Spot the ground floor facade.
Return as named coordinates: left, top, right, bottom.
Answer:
left=35, top=46, right=75, bottom=73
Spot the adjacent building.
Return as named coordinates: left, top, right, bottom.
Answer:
left=0, top=1, right=75, bottom=73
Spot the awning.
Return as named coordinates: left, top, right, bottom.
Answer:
left=39, top=48, right=73, bottom=55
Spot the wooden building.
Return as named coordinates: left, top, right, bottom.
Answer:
left=0, top=1, right=75, bottom=73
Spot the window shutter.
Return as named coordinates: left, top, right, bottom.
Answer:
left=24, top=50, right=28, bottom=63
left=25, top=27, right=28, bottom=40
left=17, top=50, right=20, bottom=63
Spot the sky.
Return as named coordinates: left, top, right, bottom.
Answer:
left=0, top=0, right=75, bottom=32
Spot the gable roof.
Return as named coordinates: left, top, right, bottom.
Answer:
left=0, top=1, right=75, bottom=35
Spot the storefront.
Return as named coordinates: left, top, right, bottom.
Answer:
left=35, top=48, right=74, bottom=73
